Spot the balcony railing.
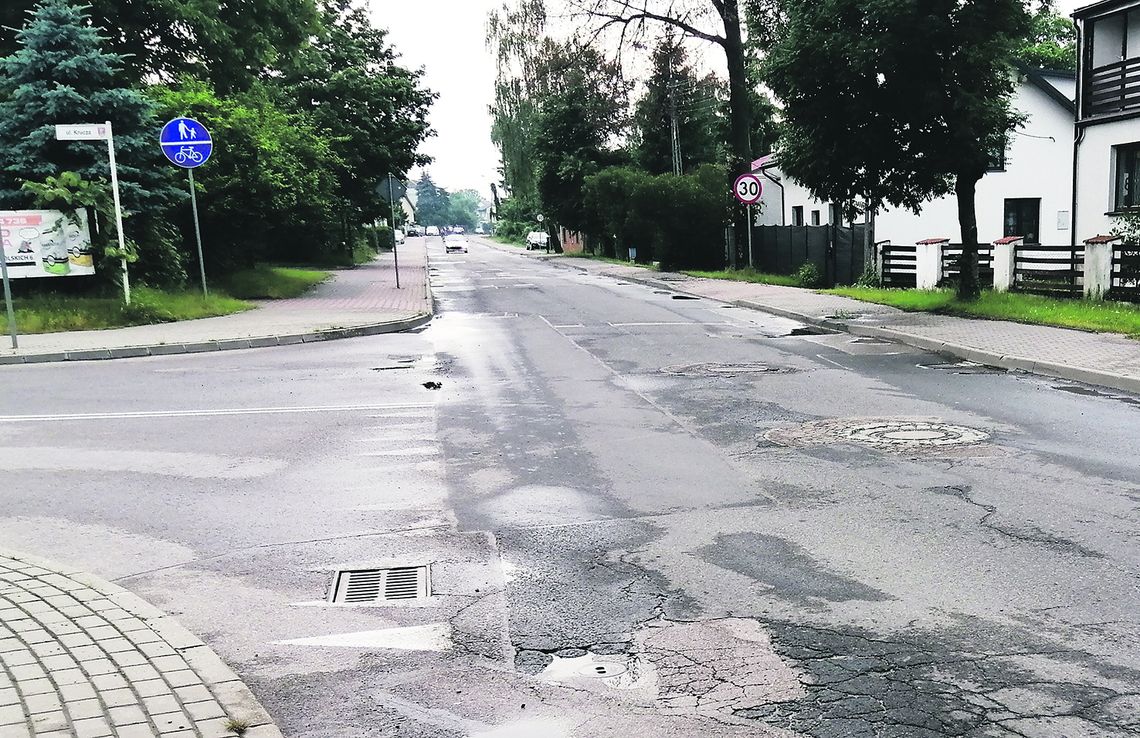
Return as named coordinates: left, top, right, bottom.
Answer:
left=1085, top=56, right=1140, bottom=118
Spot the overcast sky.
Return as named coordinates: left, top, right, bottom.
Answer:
left=373, top=0, right=1086, bottom=199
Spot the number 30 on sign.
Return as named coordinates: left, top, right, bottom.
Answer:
left=733, top=173, right=764, bottom=205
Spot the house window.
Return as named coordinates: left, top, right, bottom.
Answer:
left=1004, top=199, right=1041, bottom=244
left=1116, top=143, right=1140, bottom=211
left=792, top=206, right=804, bottom=226
left=829, top=204, right=841, bottom=225
left=810, top=210, right=821, bottom=226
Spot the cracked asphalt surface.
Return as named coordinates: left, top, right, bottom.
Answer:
left=0, top=236, right=1137, bottom=736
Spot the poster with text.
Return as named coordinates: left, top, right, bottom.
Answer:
left=1, top=210, right=95, bottom=278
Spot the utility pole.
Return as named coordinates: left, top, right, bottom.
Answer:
left=667, top=52, right=682, bottom=176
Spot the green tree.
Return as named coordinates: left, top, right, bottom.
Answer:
left=633, top=38, right=724, bottom=175
left=0, top=0, right=181, bottom=282
left=447, top=190, right=483, bottom=231
left=487, top=0, right=548, bottom=204
left=415, top=175, right=452, bottom=227
left=766, top=0, right=1030, bottom=300
left=281, top=0, right=435, bottom=232
left=1, top=0, right=318, bottom=91
left=533, top=43, right=628, bottom=234
left=1016, top=1, right=1077, bottom=70
left=150, top=79, right=342, bottom=272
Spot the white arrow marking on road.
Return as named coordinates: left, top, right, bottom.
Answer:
left=274, top=622, right=451, bottom=651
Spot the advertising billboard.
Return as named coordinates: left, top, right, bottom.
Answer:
left=1, top=210, right=96, bottom=278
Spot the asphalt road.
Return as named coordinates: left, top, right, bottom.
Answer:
left=1, top=236, right=1138, bottom=737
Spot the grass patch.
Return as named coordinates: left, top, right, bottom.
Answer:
left=685, top=267, right=801, bottom=287
left=217, top=265, right=330, bottom=300
left=0, top=287, right=251, bottom=335
left=492, top=235, right=526, bottom=247
left=570, top=252, right=648, bottom=267
left=828, top=287, right=1140, bottom=336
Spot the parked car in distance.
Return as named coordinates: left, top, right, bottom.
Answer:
left=405, top=225, right=422, bottom=237
left=393, top=229, right=405, bottom=244
left=444, top=234, right=468, bottom=254
left=453, top=226, right=465, bottom=234
left=425, top=226, right=440, bottom=236
left=475, top=226, right=485, bottom=234
left=526, top=231, right=549, bottom=250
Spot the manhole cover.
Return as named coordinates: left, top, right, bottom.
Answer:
left=766, top=418, right=990, bottom=451
left=662, top=362, right=796, bottom=377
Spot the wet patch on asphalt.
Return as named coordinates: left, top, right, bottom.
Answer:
left=696, top=532, right=891, bottom=608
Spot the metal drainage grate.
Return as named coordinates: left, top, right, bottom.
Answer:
left=329, top=566, right=431, bottom=604
left=662, top=362, right=796, bottom=377
left=671, top=295, right=699, bottom=300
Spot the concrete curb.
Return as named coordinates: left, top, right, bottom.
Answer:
left=0, top=312, right=433, bottom=366
left=0, top=546, right=284, bottom=738
left=544, top=258, right=1140, bottom=396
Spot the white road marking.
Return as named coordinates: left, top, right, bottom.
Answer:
left=275, top=622, right=451, bottom=651
left=815, top=354, right=848, bottom=369
left=0, top=403, right=434, bottom=423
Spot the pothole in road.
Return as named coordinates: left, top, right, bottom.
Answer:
left=919, top=360, right=1007, bottom=375
left=662, top=362, right=798, bottom=378
left=766, top=418, right=991, bottom=451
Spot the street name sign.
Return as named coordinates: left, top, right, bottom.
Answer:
left=160, top=117, right=213, bottom=168
left=55, top=124, right=110, bottom=141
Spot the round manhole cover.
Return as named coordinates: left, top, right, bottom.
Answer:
left=843, top=421, right=989, bottom=447
left=766, top=418, right=991, bottom=451
left=662, top=362, right=796, bottom=377
left=579, top=662, right=628, bottom=678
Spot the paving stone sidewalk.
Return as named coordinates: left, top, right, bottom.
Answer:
left=0, top=549, right=280, bottom=738
left=520, top=248, right=1140, bottom=394
left=0, top=240, right=431, bottom=365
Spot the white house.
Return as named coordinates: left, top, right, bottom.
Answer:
left=1072, top=0, right=1140, bottom=243
left=757, top=69, right=1078, bottom=247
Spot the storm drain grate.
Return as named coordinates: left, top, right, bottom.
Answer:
left=329, top=565, right=431, bottom=604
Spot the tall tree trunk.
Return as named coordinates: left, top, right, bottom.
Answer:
left=721, top=0, right=752, bottom=270
left=955, top=173, right=981, bottom=301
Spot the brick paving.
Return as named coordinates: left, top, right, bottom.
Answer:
left=0, top=241, right=430, bottom=363
left=533, top=251, right=1140, bottom=392
left=0, top=550, right=280, bottom=738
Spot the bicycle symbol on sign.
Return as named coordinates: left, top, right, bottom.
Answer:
left=173, top=147, right=204, bottom=165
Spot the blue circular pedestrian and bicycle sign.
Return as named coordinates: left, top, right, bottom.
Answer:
left=159, top=117, right=213, bottom=168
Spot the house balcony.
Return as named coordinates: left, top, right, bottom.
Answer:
left=1084, top=56, right=1140, bottom=118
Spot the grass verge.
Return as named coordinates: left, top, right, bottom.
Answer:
left=0, top=287, right=251, bottom=335
left=828, top=287, right=1140, bottom=337
left=217, top=265, right=330, bottom=300
left=685, top=268, right=801, bottom=287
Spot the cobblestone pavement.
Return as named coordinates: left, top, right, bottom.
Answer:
left=0, top=239, right=430, bottom=363
left=530, top=250, right=1140, bottom=392
left=0, top=549, right=280, bottom=738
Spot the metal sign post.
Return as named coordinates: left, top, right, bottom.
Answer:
left=0, top=238, right=17, bottom=349
left=377, top=175, right=406, bottom=289
left=733, top=173, right=764, bottom=271
left=160, top=117, right=214, bottom=297
left=56, top=122, right=130, bottom=303
left=388, top=175, right=401, bottom=289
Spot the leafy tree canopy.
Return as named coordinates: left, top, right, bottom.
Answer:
left=1016, top=0, right=1077, bottom=70
left=0, top=0, right=177, bottom=213
left=1, top=0, right=318, bottom=90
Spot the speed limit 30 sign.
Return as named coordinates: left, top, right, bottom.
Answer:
left=733, top=173, right=764, bottom=205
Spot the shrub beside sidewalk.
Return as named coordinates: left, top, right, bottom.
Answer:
left=828, top=287, right=1140, bottom=338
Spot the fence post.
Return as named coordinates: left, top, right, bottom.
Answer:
left=992, top=237, right=1020, bottom=293
left=1083, top=235, right=1121, bottom=300
left=915, top=238, right=947, bottom=289
left=876, top=241, right=888, bottom=284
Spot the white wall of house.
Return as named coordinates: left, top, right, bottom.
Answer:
left=1074, top=119, right=1140, bottom=240
left=757, top=76, right=1076, bottom=247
